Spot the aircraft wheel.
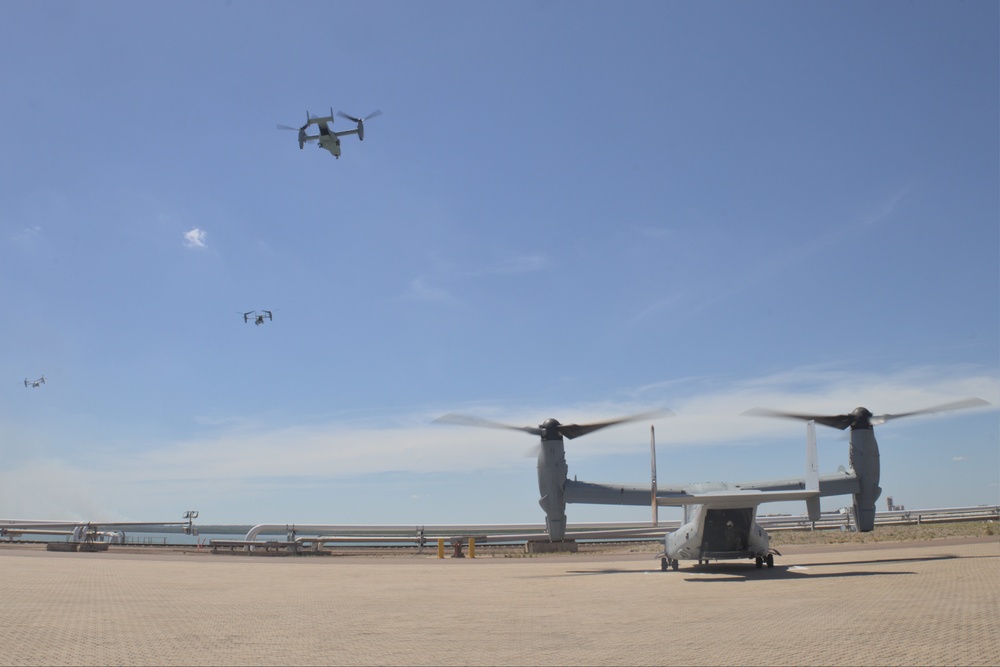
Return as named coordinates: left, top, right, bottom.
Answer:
left=766, top=553, right=774, bottom=568
left=755, top=556, right=763, bottom=569
left=672, top=559, right=679, bottom=571
left=661, top=557, right=668, bottom=572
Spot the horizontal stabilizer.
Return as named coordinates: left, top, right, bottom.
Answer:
left=307, top=114, right=335, bottom=125
left=655, top=488, right=820, bottom=507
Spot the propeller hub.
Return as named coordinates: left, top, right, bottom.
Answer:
left=540, top=418, right=563, bottom=440
left=851, top=407, right=874, bottom=429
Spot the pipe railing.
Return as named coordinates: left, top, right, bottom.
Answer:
left=232, top=505, right=998, bottom=549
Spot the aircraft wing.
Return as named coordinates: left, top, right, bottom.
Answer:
left=565, top=470, right=858, bottom=507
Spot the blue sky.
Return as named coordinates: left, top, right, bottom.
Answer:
left=1, top=1, right=997, bottom=527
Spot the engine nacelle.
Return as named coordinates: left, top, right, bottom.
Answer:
left=848, top=427, right=881, bottom=531
left=537, top=438, right=568, bottom=541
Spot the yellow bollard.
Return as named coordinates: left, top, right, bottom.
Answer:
left=469, top=537, right=476, bottom=559
left=437, top=538, right=444, bottom=559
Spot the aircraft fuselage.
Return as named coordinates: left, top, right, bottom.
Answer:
left=665, top=503, right=771, bottom=563
left=315, top=123, right=342, bottom=157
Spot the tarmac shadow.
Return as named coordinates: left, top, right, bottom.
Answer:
left=803, top=554, right=960, bottom=568
left=682, top=566, right=916, bottom=582
left=560, top=563, right=925, bottom=581
left=559, top=553, right=971, bottom=580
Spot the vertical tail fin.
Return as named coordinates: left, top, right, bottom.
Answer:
left=650, top=425, right=658, bottom=527
left=805, top=420, right=821, bottom=521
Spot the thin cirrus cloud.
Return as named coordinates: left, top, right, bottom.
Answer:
left=405, top=254, right=548, bottom=301
left=0, top=365, right=993, bottom=521
left=405, top=276, right=453, bottom=302
left=60, top=365, right=1000, bottom=484
left=470, top=253, right=547, bottom=276
left=628, top=188, right=914, bottom=329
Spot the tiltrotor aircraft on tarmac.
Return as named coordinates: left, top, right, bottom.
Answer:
left=436, top=397, right=989, bottom=571
left=278, top=108, right=382, bottom=158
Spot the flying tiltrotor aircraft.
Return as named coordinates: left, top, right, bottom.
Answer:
left=23, top=376, right=45, bottom=388
left=242, top=310, right=272, bottom=326
left=278, top=109, right=382, bottom=158
left=436, top=397, right=989, bottom=570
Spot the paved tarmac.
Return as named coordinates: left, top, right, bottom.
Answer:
left=1, top=538, right=997, bottom=666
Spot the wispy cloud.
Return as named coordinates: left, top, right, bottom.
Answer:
left=629, top=187, right=914, bottom=328
left=1, top=364, right=994, bottom=521
left=469, top=253, right=548, bottom=276
left=401, top=253, right=549, bottom=305
left=183, top=227, right=207, bottom=249
left=12, top=225, right=43, bottom=244
left=25, top=365, right=998, bottom=484
left=862, top=186, right=912, bottom=227
left=952, top=456, right=967, bottom=462
left=404, top=276, right=453, bottom=302
left=637, top=225, right=674, bottom=241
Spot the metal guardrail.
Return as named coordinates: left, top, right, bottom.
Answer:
left=212, top=505, right=999, bottom=553
left=759, top=505, right=1000, bottom=532
left=12, top=506, right=993, bottom=551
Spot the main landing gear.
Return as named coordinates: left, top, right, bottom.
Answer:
left=661, top=557, right=679, bottom=571
left=755, top=553, right=775, bottom=569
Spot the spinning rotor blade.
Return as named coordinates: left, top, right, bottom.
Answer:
left=276, top=124, right=300, bottom=131
left=743, top=407, right=855, bottom=430
left=336, top=110, right=382, bottom=141
left=434, top=408, right=672, bottom=440
left=336, top=109, right=383, bottom=123
left=434, top=413, right=543, bottom=436
left=559, top=409, right=673, bottom=439
left=744, top=397, right=989, bottom=430
left=871, top=398, right=990, bottom=425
